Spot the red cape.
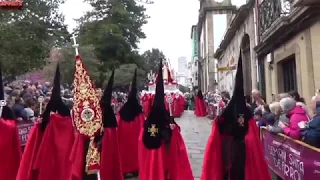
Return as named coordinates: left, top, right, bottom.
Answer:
left=69, top=133, right=86, bottom=180
left=138, top=126, right=193, bottom=180
left=17, top=122, right=44, bottom=180
left=167, top=126, right=193, bottom=180
left=0, top=119, right=22, bottom=180
left=100, top=127, right=123, bottom=180
left=33, top=114, right=75, bottom=180
left=117, top=113, right=144, bottom=174
left=69, top=128, right=123, bottom=180
left=195, top=97, right=207, bottom=117
left=201, top=119, right=271, bottom=180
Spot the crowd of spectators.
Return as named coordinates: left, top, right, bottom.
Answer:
left=3, top=81, right=129, bottom=121
left=251, top=90, right=320, bottom=148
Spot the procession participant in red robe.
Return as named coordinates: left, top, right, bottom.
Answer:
left=117, top=69, right=144, bottom=177
left=173, top=92, right=184, bottom=117
left=142, top=93, right=151, bottom=117
left=22, top=64, right=73, bottom=180
left=138, top=59, right=193, bottom=180
left=201, top=51, right=270, bottom=180
left=0, top=63, right=21, bottom=180
left=164, top=92, right=170, bottom=111
left=94, top=69, right=123, bottom=180
left=69, top=55, right=103, bottom=180
left=195, top=89, right=207, bottom=117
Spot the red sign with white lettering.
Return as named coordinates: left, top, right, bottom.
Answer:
left=0, top=0, right=23, bottom=9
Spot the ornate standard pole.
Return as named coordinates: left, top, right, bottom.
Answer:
left=71, top=34, right=79, bottom=56
left=38, top=96, right=44, bottom=115
left=147, top=70, right=155, bottom=83
left=0, top=100, right=6, bottom=118
left=166, top=94, right=174, bottom=116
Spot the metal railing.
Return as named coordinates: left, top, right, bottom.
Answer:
left=259, top=0, right=292, bottom=35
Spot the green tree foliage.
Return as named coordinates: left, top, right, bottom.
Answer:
left=104, top=64, right=146, bottom=90
left=141, top=48, right=166, bottom=73
left=57, top=44, right=99, bottom=84
left=0, top=0, right=69, bottom=77
left=76, top=0, right=149, bottom=86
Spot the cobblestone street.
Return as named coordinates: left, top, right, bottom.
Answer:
left=125, top=110, right=212, bottom=180
left=177, top=111, right=211, bottom=180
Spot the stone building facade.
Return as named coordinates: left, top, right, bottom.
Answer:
left=255, top=0, right=320, bottom=103
left=214, top=0, right=257, bottom=96
left=197, top=0, right=236, bottom=92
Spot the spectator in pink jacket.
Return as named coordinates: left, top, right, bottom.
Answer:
left=279, top=97, right=309, bottom=139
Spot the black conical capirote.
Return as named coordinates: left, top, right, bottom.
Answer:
left=153, top=60, right=165, bottom=110
left=216, top=51, right=250, bottom=180
left=102, top=69, right=114, bottom=105
left=0, top=63, right=4, bottom=100
left=142, top=59, right=172, bottom=149
left=218, top=50, right=251, bottom=139
left=119, top=68, right=142, bottom=122
left=197, top=89, right=203, bottom=99
left=41, top=63, right=70, bottom=130
left=101, top=69, right=117, bottom=127
left=0, top=63, right=15, bottom=120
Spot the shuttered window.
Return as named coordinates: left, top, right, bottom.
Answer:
left=281, top=57, right=297, bottom=92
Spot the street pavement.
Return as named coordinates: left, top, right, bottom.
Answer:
left=125, top=110, right=212, bottom=180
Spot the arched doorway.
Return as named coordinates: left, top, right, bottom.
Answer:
left=241, top=34, right=252, bottom=96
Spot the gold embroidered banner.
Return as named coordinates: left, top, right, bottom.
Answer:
left=73, top=55, right=102, bottom=173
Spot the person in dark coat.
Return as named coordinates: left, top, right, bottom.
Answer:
left=300, top=96, right=320, bottom=148
left=12, top=97, right=28, bottom=120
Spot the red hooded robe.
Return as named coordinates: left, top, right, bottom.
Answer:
left=201, top=51, right=270, bottom=180
left=20, top=63, right=75, bottom=180
left=99, top=69, right=123, bottom=180
left=0, top=119, right=21, bottom=180
left=117, top=69, right=145, bottom=175
left=139, top=59, right=193, bottom=180
left=195, top=90, right=207, bottom=117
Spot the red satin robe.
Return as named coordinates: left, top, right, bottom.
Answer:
left=117, top=113, right=145, bottom=174
left=69, top=128, right=123, bottom=180
left=138, top=125, right=193, bottom=180
left=0, top=119, right=21, bottom=180
left=17, top=122, right=44, bottom=180
left=33, top=114, right=75, bottom=180
left=142, top=95, right=151, bottom=117
left=201, top=119, right=271, bottom=180
left=173, top=95, right=184, bottom=117
left=195, top=97, right=207, bottom=117
left=100, top=127, right=123, bottom=180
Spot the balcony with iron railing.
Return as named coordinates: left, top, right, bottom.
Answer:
left=258, top=0, right=292, bottom=36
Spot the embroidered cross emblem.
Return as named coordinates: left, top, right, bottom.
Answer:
left=148, top=124, right=159, bottom=137
left=238, top=114, right=244, bottom=127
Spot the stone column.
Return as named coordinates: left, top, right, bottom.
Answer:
left=206, top=11, right=216, bottom=92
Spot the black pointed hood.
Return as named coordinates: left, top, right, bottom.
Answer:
left=41, top=63, right=70, bottom=130
left=142, top=59, right=171, bottom=149
left=119, top=68, right=142, bottom=122
left=197, top=89, right=203, bottom=99
left=101, top=69, right=117, bottom=128
left=217, top=51, right=252, bottom=139
left=0, top=63, right=15, bottom=120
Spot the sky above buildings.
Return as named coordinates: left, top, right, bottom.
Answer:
left=59, top=0, right=247, bottom=69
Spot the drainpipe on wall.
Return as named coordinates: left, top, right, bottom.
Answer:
left=254, top=0, right=260, bottom=89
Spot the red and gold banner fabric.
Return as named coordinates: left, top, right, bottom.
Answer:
left=73, top=55, right=102, bottom=174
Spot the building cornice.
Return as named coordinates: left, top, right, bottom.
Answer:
left=197, top=0, right=237, bottom=41
left=254, top=6, right=320, bottom=58
left=213, top=0, right=255, bottom=60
